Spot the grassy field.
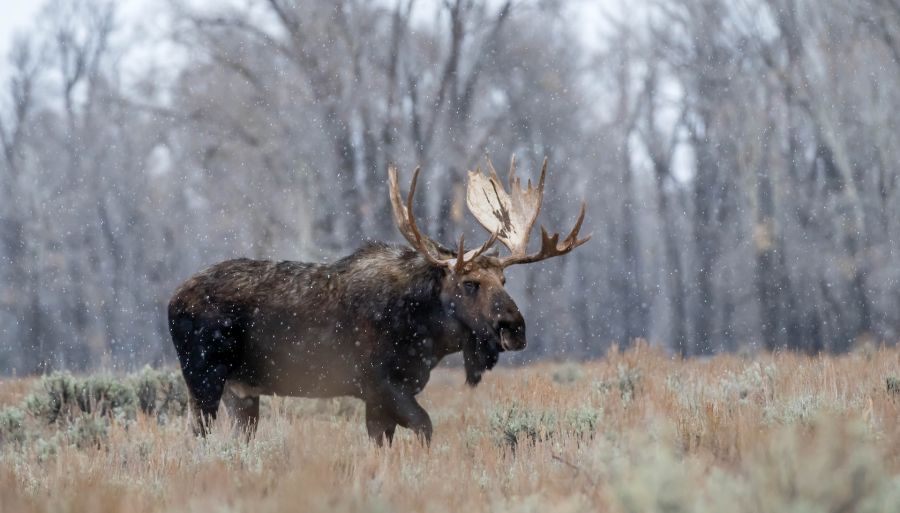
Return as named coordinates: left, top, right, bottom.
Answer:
left=1, top=343, right=900, bottom=512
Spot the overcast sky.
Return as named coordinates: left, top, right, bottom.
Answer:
left=0, top=2, right=41, bottom=58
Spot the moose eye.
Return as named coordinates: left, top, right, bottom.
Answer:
left=462, top=281, right=480, bottom=295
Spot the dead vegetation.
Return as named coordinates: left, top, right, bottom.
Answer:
left=1, top=343, right=900, bottom=512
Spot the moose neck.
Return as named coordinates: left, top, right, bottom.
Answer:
left=343, top=244, right=471, bottom=367
left=395, top=254, right=470, bottom=367
left=424, top=306, right=469, bottom=364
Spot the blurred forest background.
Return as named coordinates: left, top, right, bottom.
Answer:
left=1, top=0, right=899, bottom=374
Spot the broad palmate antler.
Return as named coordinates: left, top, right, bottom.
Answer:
left=466, top=156, right=590, bottom=267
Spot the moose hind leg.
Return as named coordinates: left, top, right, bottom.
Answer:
left=185, top=363, right=229, bottom=435
left=170, top=314, right=232, bottom=435
left=222, top=384, right=260, bottom=437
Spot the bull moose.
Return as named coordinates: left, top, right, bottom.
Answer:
left=168, top=157, right=589, bottom=443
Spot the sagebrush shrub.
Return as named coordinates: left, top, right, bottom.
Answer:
left=78, top=374, right=139, bottom=419
left=886, top=376, right=900, bottom=396
left=0, top=406, right=25, bottom=446
left=24, top=372, right=79, bottom=423
left=490, top=403, right=599, bottom=449
left=551, top=364, right=583, bottom=385
left=65, top=414, right=108, bottom=449
left=130, top=367, right=189, bottom=420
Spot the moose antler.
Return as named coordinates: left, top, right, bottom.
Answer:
left=466, top=156, right=590, bottom=267
left=388, top=165, right=498, bottom=272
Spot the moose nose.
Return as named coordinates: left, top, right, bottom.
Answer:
left=498, top=310, right=526, bottom=351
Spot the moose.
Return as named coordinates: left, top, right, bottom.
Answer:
left=168, top=157, right=589, bottom=443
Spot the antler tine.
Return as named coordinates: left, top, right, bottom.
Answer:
left=454, top=234, right=466, bottom=273
left=518, top=157, right=547, bottom=250
left=536, top=157, right=547, bottom=194
left=485, top=157, right=502, bottom=184
left=565, top=202, right=590, bottom=246
left=388, top=164, right=410, bottom=239
left=465, top=229, right=499, bottom=261
left=405, top=167, right=425, bottom=246
left=388, top=165, right=451, bottom=268
left=452, top=229, right=500, bottom=272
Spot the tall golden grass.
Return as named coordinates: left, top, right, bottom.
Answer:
left=1, top=343, right=900, bottom=512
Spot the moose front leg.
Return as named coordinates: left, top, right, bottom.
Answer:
left=366, top=383, right=432, bottom=444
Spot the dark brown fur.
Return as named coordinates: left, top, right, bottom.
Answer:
left=168, top=242, right=525, bottom=443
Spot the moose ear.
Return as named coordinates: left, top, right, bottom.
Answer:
left=463, top=334, right=499, bottom=387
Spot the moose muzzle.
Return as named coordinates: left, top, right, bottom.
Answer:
left=497, top=311, right=526, bottom=351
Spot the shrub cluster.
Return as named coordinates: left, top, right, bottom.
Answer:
left=490, top=402, right=600, bottom=449
left=23, top=367, right=188, bottom=425
left=593, top=363, right=642, bottom=402
left=0, top=406, right=25, bottom=446
left=886, top=376, right=900, bottom=396
left=0, top=367, right=189, bottom=450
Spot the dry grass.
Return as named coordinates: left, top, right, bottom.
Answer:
left=2, top=343, right=900, bottom=512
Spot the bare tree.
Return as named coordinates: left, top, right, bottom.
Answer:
left=2, top=0, right=900, bottom=373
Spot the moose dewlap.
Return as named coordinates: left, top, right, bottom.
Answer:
left=168, top=156, right=589, bottom=444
